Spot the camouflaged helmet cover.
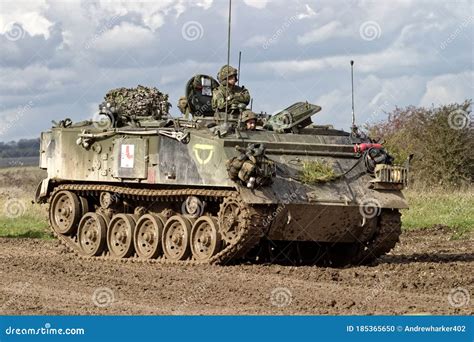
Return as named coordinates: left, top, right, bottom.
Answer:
left=242, top=110, right=256, bottom=122
left=217, top=65, right=238, bottom=83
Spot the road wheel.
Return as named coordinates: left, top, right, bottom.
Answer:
left=191, top=216, right=222, bottom=261
left=107, top=214, right=136, bottom=258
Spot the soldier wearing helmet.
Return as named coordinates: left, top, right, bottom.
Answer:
left=241, top=110, right=257, bottom=131
left=177, top=96, right=190, bottom=120
left=212, top=65, right=250, bottom=118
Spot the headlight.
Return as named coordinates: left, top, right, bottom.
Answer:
left=371, top=164, right=408, bottom=188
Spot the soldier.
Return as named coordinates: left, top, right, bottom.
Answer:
left=177, top=96, right=190, bottom=120
left=212, top=65, right=250, bottom=118
left=241, top=110, right=257, bottom=131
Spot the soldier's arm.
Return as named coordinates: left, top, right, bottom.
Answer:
left=233, top=87, right=250, bottom=105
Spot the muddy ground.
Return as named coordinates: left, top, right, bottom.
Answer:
left=0, top=227, right=472, bottom=315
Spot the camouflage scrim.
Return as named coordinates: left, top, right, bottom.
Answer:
left=104, top=85, right=171, bottom=119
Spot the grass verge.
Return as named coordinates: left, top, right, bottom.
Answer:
left=401, top=188, right=473, bottom=239
left=0, top=195, right=50, bottom=239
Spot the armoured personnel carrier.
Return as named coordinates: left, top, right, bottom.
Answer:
left=36, top=75, right=408, bottom=266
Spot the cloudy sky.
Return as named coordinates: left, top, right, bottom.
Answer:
left=0, top=0, right=472, bottom=141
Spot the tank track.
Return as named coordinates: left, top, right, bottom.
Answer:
left=353, top=209, right=402, bottom=264
left=248, top=209, right=402, bottom=266
left=47, top=184, right=272, bottom=266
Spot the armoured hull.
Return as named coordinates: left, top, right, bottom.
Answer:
left=37, top=102, right=408, bottom=266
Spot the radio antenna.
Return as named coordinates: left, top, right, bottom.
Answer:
left=350, top=60, right=355, bottom=128
left=350, top=60, right=356, bottom=130
left=224, top=0, right=232, bottom=125
left=237, top=51, right=241, bottom=86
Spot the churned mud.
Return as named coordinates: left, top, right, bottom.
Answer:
left=0, top=227, right=472, bottom=315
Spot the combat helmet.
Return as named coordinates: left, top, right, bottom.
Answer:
left=241, top=110, right=256, bottom=122
left=217, top=65, right=238, bottom=84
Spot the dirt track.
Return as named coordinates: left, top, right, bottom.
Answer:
left=0, top=227, right=472, bottom=315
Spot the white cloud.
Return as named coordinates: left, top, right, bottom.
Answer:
left=195, top=0, right=214, bottom=10
left=0, top=65, right=77, bottom=94
left=243, top=35, right=267, bottom=47
left=94, top=0, right=214, bottom=31
left=419, top=71, right=474, bottom=106
left=243, top=0, right=270, bottom=9
left=297, top=21, right=346, bottom=45
left=257, top=38, right=428, bottom=76
left=0, top=0, right=53, bottom=39
left=91, top=23, right=155, bottom=53
left=297, top=4, right=317, bottom=20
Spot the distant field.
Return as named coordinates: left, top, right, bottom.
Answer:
left=0, top=156, right=39, bottom=168
left=0, top=167, right=472, bottom=240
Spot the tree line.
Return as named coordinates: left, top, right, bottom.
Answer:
left=0, top=138, right=40, bottom=158
left=367, top=99, right=473, bottom=188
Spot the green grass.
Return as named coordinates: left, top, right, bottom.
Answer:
left=0, top=197, right=50, bottom=239
left=0, top=218, right=51, bottom=239
left=401, top=188, right=474, bottom=239
left=299, top=160, right=338, bottom=184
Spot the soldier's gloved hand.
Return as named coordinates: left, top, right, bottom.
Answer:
left=226, top=95, right=233, bottom=101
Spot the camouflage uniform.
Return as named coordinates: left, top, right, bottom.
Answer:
left=212, top=65, right=250, bottom=116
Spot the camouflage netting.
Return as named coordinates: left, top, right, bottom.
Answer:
left=104, top=85, right=171, bottom=118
